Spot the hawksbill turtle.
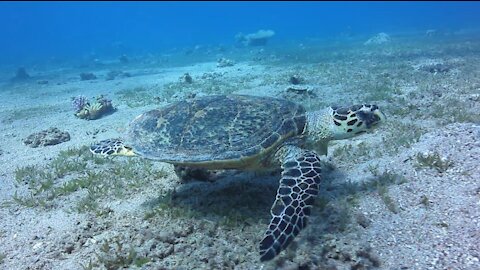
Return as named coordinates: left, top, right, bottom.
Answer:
left=90, top=94, right=385, bottom=261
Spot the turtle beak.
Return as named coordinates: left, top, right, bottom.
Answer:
left=374, top=109, right=386, bottom=122
left=372, top=105, right=386, bottom=125
left=357, top=105, right=385, bottom=129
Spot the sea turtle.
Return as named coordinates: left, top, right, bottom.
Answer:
left=90, top=94, right=385, bottom=261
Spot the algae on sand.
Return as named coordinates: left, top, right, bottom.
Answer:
left=116, top=86, right=161, bottom=108
left=1, top=104, right=69, bottom=124
left=12, top=146, right=169, bottom=214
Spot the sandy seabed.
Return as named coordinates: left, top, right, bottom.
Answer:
left=0, top=34, right=479, bottom=270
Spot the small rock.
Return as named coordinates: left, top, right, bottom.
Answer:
left=119, top=54, right=129, bottom=63
left=174, top=243, right=187, bottom=253
left=64, top=244, right=74, bottom=254
left=217, top=58, right=235, bottom=68
left=174, top=224, right=194, bottom=237
left=420, top=63, right=451, bottom=74
left=285, top=86, right=316, bottom=97
left=355, top=212, right=371, bottom=228
left=356, top=247, right=381, bottom=268
left=156, top=244, right=174, bottom=259
left=32, top=242, right=43, bottom=250
left=157, top=231, right=175, bottom=244
left=468, top=94, right=480, bottom=102
left=235, top=29, right=275, bottom=46
left=37, top=80, right=49, bottom=85
left=182, top=73, right=193, bottom=84
left=289, top=74, right=304, bottom=85
left=201, top=72, right=223, bottom=80
left=23, top=127, right=70, bottom=148
left=430, top=89, right=443, bottom=97
left=80, top=72, right=97, bottom=81
left=105, top=70, right=131, bottom=81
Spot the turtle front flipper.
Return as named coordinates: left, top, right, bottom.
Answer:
left=89, top=139, right=136, bottom=157
left=259, top=145, right=322, bottom=261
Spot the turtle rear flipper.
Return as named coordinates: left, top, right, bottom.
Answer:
left=259, top=145, right=322, bottom=261
left=173, top=165, right=215, bottom=182
left=90, top=139, right=136, bottom=157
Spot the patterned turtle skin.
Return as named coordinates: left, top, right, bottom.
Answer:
left=90, top=94, right=386, bottom=262
left=125, top=95, right=307, bottom=169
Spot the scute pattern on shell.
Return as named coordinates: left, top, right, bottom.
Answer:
left=126, top=95, right=306, bottom=164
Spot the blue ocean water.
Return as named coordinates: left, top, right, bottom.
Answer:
left=1, top=1, right=479, bottom=65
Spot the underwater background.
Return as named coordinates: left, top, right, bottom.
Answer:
left=1, top=1, right=480, bottom=65
left=1, top=1, right=480, bottom=270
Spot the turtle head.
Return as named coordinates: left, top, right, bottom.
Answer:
left=90, top=139, right=136, bottom=157
left=305, top=104, right=385, bottom=155
left=328, top=104, right=386, bottom=140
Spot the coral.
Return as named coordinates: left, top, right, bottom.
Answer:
left=74, top=95, right=115, bottom=120
left=80, top=72, right=97, bottom=81
left=235, top=29, right=275, bottom=46
left=96, top=95, right=113, bottom=107
left=23, top=127, right=70, bottom=148
left=71, top=95, right=89, bottom=113
left=77, top=103, right=103, bottom=120
left=364, top=32, right=391, bottom=45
